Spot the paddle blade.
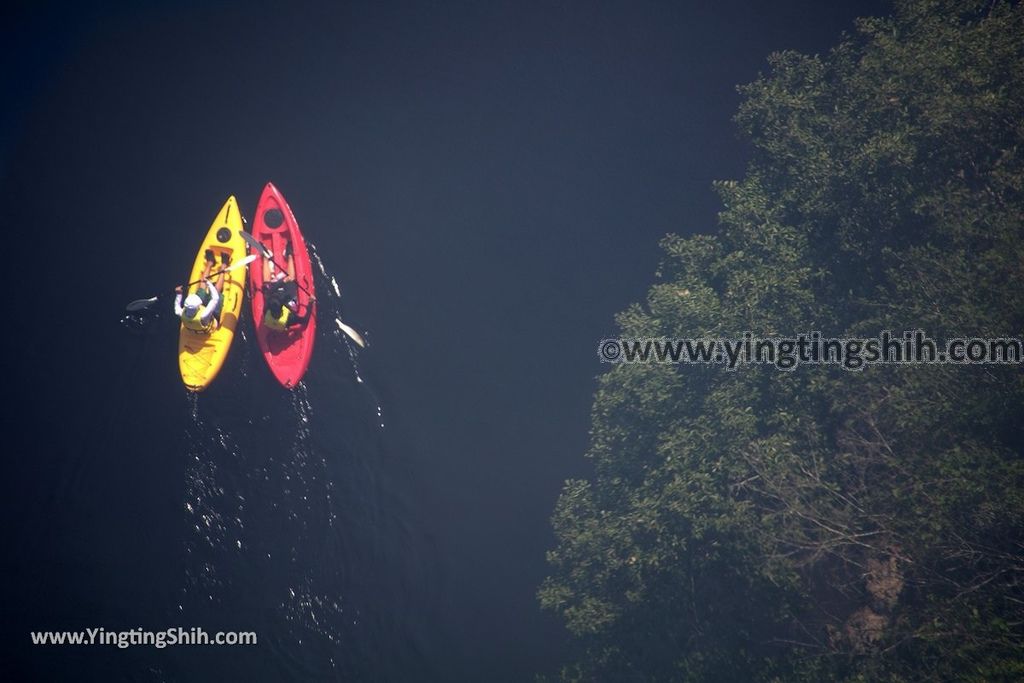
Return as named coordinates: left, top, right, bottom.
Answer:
left=125, top=297, right=159, bottom=312
left=225, top=253, right=258, bottom=272
left=239, top=230, right=272, bottom=258
left=336, top=319, right=366, bottom=348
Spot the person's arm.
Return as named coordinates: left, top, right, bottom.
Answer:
left=200, top=281, right=221, bottom=324
left=174, top=286, right=184, bottom=316
left=288, top=297, right=314, bottom=326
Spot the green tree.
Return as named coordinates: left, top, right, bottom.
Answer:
left=540, top=1, right=1024, bottom=680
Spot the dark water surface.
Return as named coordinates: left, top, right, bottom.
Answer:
left=2, top=1, right=887, bottom=680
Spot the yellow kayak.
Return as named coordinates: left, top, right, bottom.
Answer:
left=177, top=196, right=248, bottom=391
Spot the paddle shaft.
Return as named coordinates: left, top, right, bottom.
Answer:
left=125, top=254, right=256, bottom=312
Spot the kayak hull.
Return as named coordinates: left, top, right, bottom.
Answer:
left=177, top=196, right=248, bottom=391
left=248, top=182, right=316, bottom=389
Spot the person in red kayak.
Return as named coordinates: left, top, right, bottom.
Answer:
left=175, top=250, right=229, bottom=333
left=261, top=244, right=314, bottom=332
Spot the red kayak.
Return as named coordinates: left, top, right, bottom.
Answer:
left=248, top=182, right=316, bottom=388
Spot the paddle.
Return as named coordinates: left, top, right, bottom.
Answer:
left=125, top=254, right=257, bottom=312
left=336, top=319, right=366, bottom=349
left=241, top=230, right=366, bottom=348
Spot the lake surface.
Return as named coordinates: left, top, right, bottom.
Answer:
left=1, top=1, right=887, bottom=679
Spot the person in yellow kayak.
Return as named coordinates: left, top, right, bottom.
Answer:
left=175, top=250, right=229, bottom=333
left=261, top=245, right=314, bottom=332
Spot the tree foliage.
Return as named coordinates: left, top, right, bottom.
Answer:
left=541, top=1, right=1024, bottom=680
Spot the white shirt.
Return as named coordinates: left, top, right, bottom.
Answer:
left=174, top=283, right=221, bottom=326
